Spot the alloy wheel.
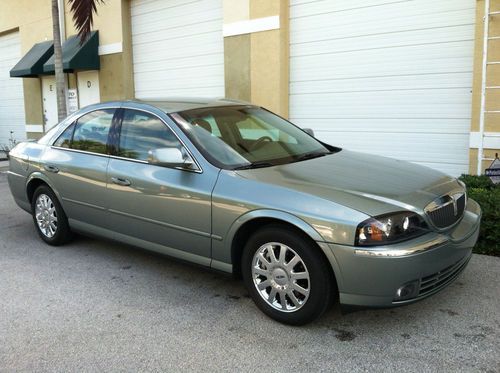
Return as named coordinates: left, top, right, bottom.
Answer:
left=35, top=194, right=58, bottom=238
left=251, top=242, right=310, bottom=312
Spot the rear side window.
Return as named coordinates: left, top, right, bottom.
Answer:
left=118, top=109, right=181, bottom=161
left=72, top=109, right=114, bottom=154
left=53, top=123, right=74, bottom=148
left=53, top=109, right=114, bottom=154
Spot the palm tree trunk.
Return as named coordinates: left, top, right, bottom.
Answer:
left=51, top=0, right=67, bottom=122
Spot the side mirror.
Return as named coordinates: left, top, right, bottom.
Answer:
left=148, top=147, right=195, bottom=170
left=303, top=128, right=315, bottom=137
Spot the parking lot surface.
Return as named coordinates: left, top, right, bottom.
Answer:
left=0, top=172, right=499, bottom=372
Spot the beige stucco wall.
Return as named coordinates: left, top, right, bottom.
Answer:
left=0, top=0, right=53, bottom=50
left=1, top=0, right=131, bottom=136
left=63, top=0, right=123, bottom=46
left=64, top=0, right=133, bottom=102
left=223, top=0, right=289, bottom=117
left=0, top=0, right=54, bottom=132
left=224, top=34, right=251, bottom=102
left=223, top=0, right=249, bottom=24
left=470, top=0, right=500, bottom=173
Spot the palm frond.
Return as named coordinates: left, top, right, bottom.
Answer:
left=68, top=0, right=104, bottom=44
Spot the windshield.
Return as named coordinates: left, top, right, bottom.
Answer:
left=171, top=106, right=333, bottom=169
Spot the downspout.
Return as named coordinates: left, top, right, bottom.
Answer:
left=477, top=0, right=490, bottom=175
left=58, top=0, right=66, bottom=42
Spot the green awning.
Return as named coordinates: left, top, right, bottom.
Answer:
left=10, top=41, right=54, bottom=78
left=43, top=31, right=99, bottom=73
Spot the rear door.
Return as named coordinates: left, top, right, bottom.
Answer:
left=105, top=108, right=219, bottom=263
left=42, top=108, right=117, bottom=225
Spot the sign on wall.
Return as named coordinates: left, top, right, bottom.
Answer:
left=485, top=155, right=500, bottom=185
left=67, top=89, right=79, bottom=114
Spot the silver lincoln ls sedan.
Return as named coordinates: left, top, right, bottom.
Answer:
left=7, top=99, right=481, bottom=325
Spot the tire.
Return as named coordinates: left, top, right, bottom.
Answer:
left=31, top=185, right=73, bottom=245
left=242, top=224, right=334, bottom=325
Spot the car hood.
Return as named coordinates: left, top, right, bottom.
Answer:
left=234, top=150, right=462, bottom=217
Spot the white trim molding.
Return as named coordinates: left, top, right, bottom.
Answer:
left=25, top=124, right=44, bottom=133
left=470, top=131, right=500, bottom=149
left=98, top=42, right=123, bottom=56
left=223, top=16, right=280, bottom=37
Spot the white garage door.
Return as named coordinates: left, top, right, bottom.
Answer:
left=289, top=0, right=476, bottom=176
left=0, top=31, right=26, bottom=150
left=131, top=0, right=224, bottom=99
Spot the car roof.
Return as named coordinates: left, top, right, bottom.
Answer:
left=133, top=97, right=251, bottom=113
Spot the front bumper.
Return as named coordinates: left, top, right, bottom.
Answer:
left=327, top=198, right=481, bottom=307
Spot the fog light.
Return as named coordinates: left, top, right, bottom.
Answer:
left=394, top=280, right=420, bottom=301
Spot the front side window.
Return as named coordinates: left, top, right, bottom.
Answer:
left=172, top=106, right=333, bottom=169
left=118, top=109, right=181, bottom=161
left=71, top=109, right=114, bottom=154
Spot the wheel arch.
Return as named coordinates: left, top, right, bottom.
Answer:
left=26, top=172, right=61, bottom=205
left=227, top=210, right=338, bottom=291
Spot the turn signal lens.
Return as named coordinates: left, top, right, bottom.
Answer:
left=355, top=212, right=428, bottom=246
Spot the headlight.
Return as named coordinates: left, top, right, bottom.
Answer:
left=355, top=212, right=428, bottom=246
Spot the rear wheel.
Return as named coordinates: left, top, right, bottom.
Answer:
left=242, top=225, right=334, bottom=325
left=31, top=185, right=72, bottom=245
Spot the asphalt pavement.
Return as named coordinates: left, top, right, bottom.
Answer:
left=0, top=172, right=499, bottom=372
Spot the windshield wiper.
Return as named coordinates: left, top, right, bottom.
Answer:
left=233, top=161, right=275, bottom=170
left=292, top=151, right=330, bottom=163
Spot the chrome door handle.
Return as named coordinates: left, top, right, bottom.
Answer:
left=111, top=177, right=131, bottom=186
left=44, top=165, right=59, bottom=173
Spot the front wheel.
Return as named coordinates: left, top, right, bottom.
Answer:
left=242, top=225, right=334, bottom=325
left=31, top=185, right=73, bottom=245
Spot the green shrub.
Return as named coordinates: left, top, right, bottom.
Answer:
left=459, top=175, right=499, bottom=256
left=459, top=174, right=496, bottom=190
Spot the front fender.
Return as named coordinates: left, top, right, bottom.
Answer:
left=211, top=209, right=344, bottom=289
left=224, top=209, right=325, bottom=250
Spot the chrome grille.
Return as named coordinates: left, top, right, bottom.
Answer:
left=418, top=255, right=470, bottom=297
left=425, top=192, right=466, bottom=229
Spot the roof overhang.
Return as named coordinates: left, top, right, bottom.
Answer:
left=9, top=41, right=54, bottom=78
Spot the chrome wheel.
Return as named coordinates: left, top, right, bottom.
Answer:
left=251, top=242, right=310, bottom=313
left=35, top=194, right=58, bottom=238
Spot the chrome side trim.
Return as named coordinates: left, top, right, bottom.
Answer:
left=51, top=146, right=110, bottom=158
left=354, top=236, right=448, bottom=257
left=5, top=170, right=25, bottom=178
left=108, top=154, right=148, bottom=164
left=210, top=234, right=223, bottom=241
left=62, top=197, right=106, bottom=211
left=108, top=154, right=201, bottom=173
left=108, top=208, right=211, bottom=238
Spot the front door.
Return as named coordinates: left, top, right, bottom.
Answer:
left=41, top=76, right=57, bottom=130
left=106, top=108, right=218, bottom=262
left=77, top=70, right=100, bottom=108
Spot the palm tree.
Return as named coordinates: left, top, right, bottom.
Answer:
left=51, top=0, right=103, bottom=121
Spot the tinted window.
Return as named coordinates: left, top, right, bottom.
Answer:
left=118, top=109, right=181, bottom=161
left=72, top=109, right=114, bottom=154
left=53, top=123, right=75, bottom=148
left=174, top=106, right=330, bottom=168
